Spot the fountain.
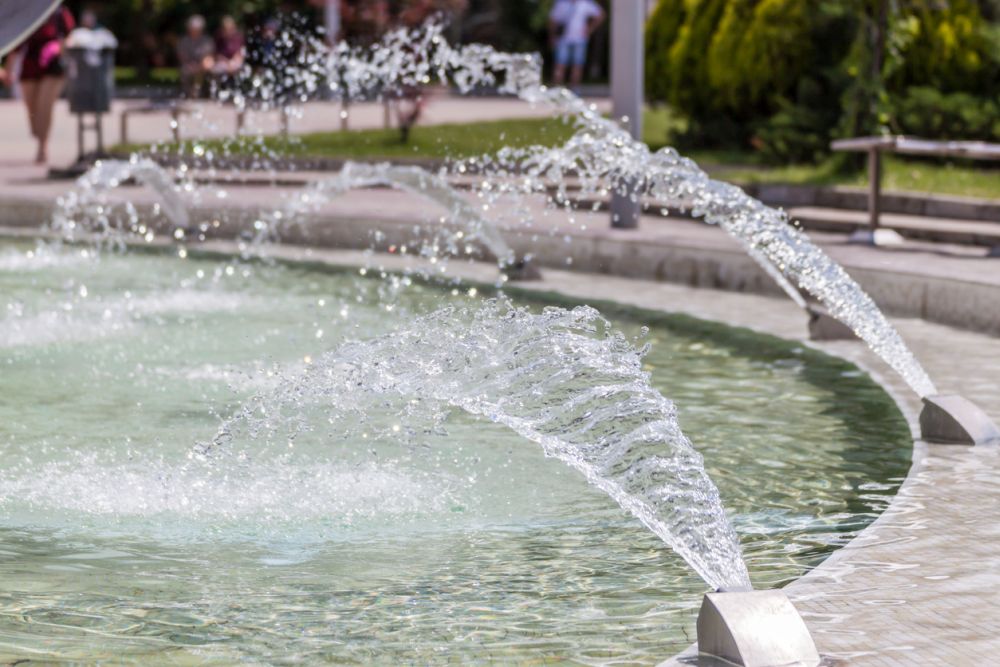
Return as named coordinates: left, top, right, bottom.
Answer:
left=275, top=20, right=993, bottom=447
left=201, top=301, right=752, bottom=591
left=0, top=12, right=995, bottom=667
left=0, top=237, right=914, bottom=662
left=52, top=158, right=191, bottom=246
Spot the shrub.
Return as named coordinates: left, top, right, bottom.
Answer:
left=755, top=100, right=835, bottom=164
left=891, top=86, right=1000, bottom=140
left=645, top=0, right=999, bottom=159
left=646, top=0, right=853, bottom=155
left=888, top=0, right=998, bottom=94
left=644, top=0, right=686, bottom=105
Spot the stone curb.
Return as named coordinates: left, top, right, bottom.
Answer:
left=1, top=192, right=997, bottom=336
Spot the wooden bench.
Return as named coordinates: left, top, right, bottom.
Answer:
left=831, top=136, right=1000, bottom=250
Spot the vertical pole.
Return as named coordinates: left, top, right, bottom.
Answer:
left=868, top=147, right=881, bottom=230
left=77, top=113, right=85, bottom=162
left=325, top=0, right=342, bottom=44
left=171, top=107, right=181, bottom=143
left=610, top=0, right=644, bottom=229
left=95, top=113, right=104, bottom=154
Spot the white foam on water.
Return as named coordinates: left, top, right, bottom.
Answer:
left=0, top=288, right=250, bottom=349
left=0, top=246, right=93, bottom=272
left=156, top=360, right=309, bottom=393
left=0, top=305, right=134, bottom=348
left=205, top=300, right=752, bottom=590
left=124, top=288, right=249, bottom=316
left=0, top=452, right=464, bottom=537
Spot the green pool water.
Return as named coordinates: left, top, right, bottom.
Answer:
left=0, top=241, right=911, bottom=664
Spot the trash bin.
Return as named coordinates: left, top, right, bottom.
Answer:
left=65, top=28, right=118, bottom=114
left=59, top=27, right=118, bottom=167
left=66, top=48, right=115, bottom=114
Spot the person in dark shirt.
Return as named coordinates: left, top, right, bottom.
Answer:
left=177, top=14, right=215, bottom=98
left=0, top=4, right=76, bottom=164
left=214, top=16, right=245, bottom=76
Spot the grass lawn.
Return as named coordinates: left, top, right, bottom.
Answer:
left=122, top=117, right=581, bottom=162
left=114, top=66, right=180, bottom=88
left=685, top=149, right=1000, bottom=201
left=119, top=106, right=999, bottom=200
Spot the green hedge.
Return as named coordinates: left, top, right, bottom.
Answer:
left=891, top=86, right=1000, bottom=140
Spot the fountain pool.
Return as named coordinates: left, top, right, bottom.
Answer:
left=0, top=240, right=911, bottom=664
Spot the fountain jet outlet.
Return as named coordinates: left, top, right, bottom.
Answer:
left=696, top=589, right=820, bottom=667
left=920, top=394, right=1000, bottom=445
left=502, top=257, right=542, bottom=282
left=806, top=305, right=857, bottom=341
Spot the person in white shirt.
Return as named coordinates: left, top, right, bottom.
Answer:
left=548, top=0, right=605, bottom=88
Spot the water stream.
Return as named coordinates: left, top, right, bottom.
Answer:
left=292, top=20, right=936, bottom=397
left=41, top=18, right=938, bottom=598
left=202, top=300, right=751, bottom=589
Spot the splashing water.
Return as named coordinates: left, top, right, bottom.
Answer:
left=0, top=241, right=916, bottom=662
left=44, top=18, right=938, bottom=594
left=52, top=157, right=191, bottom=247
left=55, top=21, right=935, bottom=398
left=287, top=162, right=516, bottom=266
left=203, top=300, right=751, bottom=591
left=238, top=20, right=934, bottom=397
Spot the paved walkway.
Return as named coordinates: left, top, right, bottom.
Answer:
left=0, top=94, right=611, bottom=166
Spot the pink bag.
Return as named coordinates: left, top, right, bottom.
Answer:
left=39, top=41, right=61, bottom=69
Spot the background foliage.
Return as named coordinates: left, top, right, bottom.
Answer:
left=645, top=0, right=1000, bottom=162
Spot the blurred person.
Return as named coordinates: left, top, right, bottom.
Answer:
left=254, top=18, right=281, bottom=65
left=214, top=16, right=245, bottom=76
left=3, top=49, right=24, bottom=100
left=549, top=0, right=604, bottom=88
left=177, top=15, right=215, bottom=97
left=66, top=7, right=118, bottom=55
left=0, top=3, right=76, bottom=164
left=399, top=0, right=437, bottom=27
left=79, top=7, right=99, bottom=30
